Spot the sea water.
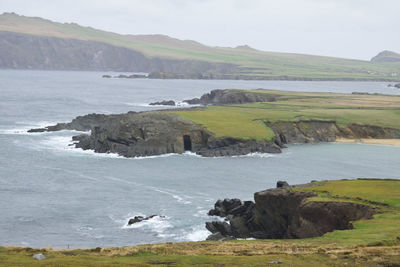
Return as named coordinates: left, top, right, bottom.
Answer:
left=0, top=70, right=399, bottom=248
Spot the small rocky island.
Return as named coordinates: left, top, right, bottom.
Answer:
left=205, top=181, right=376, bottom=241
left=28, top=89, right=400, bottom=158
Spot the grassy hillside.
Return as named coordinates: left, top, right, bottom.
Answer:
left=1, top=179, right=400, bottom=266
left=1, top=12, right=400, bottom=80
left=175, top=90, right=400, bottom=140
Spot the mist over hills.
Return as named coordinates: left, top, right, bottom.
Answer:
left=0, top=12, right=399, bottom=81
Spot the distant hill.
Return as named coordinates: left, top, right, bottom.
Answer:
left=371, top=50, right=400, bottom=63
left=0, top=12, right=400, bottom=81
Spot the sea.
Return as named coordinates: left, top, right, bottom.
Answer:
left=0, top=69, right=399, bottom=248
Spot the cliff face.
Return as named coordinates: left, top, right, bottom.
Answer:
left=266, top=120, right=400, bottom=145
left=206, top=188, right=376, bottom=240
left=0, top=31, right=237, bottom=73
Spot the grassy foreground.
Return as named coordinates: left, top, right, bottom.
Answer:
left=1, top=179, right=400, bottom=266
left=175, top=89, right=400, bottom=141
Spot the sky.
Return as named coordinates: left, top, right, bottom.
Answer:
left=1, top=0, right=399, bottom=60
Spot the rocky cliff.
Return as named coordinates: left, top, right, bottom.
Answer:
left=29, top=111, right=282, bottom=157
left=0, top=31, right=237, bottom=73
left=206, top=183, right=376, bottom=240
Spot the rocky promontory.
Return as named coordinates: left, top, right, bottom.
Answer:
left=28, top=89, right=400, bottom=158
left=206, top=182, right=376, bottom=240
left=29, top=111, right=281, bottom=157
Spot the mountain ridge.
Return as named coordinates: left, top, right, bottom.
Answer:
left=1, top=12, right=400, bottom=80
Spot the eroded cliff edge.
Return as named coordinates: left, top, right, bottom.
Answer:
left=205, top=182, right=376, bottom=241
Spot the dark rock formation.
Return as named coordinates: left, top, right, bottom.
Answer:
left=149, top=100, right=176, bottom=106
left=128, top=215, right=157, bottom=225
left=395, top=83, right=400, bottom=89
left=29, top=112, right=282, bottom=157
left=102, top=75, right=112, bottom=78
left=206, top=188, right=376, bottom=240
left=276, top=181, right=289, bottom=188
left=184, top=89, right=277, bottom=105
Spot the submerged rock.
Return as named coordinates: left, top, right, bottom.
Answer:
left=149, top=100, right=176, bottom=106
left=206, top=186, right=376, bottom=240
left=395, top=83, right=400, bottom=89
left=128, top=215, right=157, bottom=225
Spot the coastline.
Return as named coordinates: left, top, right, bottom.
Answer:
left=336, top=138, right=400, bottom=146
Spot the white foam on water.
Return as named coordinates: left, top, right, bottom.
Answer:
left=181, top=225, right=210, bottom=242
left=0, top=121, right=62, bottom=135
left=150, top=187, right=192, bottom=204
left=123, top=215, right=174, bottom=238
left=193, top=208, right=208, bottom=218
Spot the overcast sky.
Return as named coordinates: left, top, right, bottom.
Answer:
left=1, top=0, right=399, bottom=60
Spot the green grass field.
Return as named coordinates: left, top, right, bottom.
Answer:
left=1, top=179, right=400, bottom=266
left=175, top=89, right=400, bottom=140
left=1, top=13, right=400, bottom=80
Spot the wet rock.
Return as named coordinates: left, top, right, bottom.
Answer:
left=395, top=83, right=400, bottom=89
left=205, top=221, right=232, bottom=236
left=128, top=215, right=157, bottom=225
left=102, top=75, right=111, bottom=78
left=149, top=100, right=176, bottom=106
left=32, top=253, right=46, bottom=260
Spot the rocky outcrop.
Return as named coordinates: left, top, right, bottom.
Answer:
left=395, top=83, right=400, bottom=89
left=206, top=183, right=376, bottom=240
left=184, top=89, right=277, bottom=105
left=29, top=112, right=282, bottom=157
left=128, top=215, right=157, bottom=225
left=149, top=100, right=176, bottom=106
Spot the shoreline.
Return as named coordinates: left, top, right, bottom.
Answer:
left=336, top=138, right=400, bottom=146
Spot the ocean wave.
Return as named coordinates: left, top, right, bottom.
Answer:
left=181, top=225, right=209, bottom=241
left=122, top=215, right=174, bottom=238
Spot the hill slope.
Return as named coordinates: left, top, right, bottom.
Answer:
left=371, top=50, right=400, bottom=63
left=1, top=12, right=400, bottom=80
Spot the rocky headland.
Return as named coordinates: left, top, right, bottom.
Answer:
left=28, top=89, right=400, bottom=158
left=205, top=181, right=376, bottom=241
